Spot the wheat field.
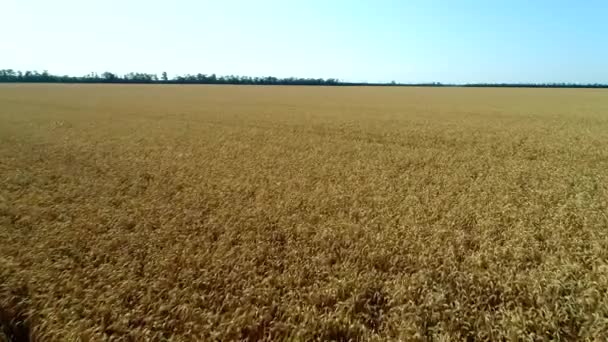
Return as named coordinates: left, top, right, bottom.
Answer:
left=1, top=84, right=608, bottom=341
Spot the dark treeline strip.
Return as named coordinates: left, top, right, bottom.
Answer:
left=0, top=69, right=606, bottom=88
left=0, top=69, right=341, bottom=86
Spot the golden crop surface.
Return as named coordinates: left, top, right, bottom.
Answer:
left=1, top=84, right=608, bottom=341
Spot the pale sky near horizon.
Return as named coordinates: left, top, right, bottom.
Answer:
left=3, top=0, right=607, bottom=83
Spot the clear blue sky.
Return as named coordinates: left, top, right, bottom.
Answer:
left=3, top=0, right=607, bottom=83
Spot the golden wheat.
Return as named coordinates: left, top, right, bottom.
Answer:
left=1, top=84, right=608, bottom=340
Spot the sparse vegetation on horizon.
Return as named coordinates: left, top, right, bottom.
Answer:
left=1, top=69, right=606, bottom=88
left=1, top=84, right=608, bottom=340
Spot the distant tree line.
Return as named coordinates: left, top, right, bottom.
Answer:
left=0, top=69, right=606, bottom=88
left=0, top=69, right=340, bottom=86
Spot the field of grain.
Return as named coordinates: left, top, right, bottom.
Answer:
left=1, top=84, right=608, bottom=340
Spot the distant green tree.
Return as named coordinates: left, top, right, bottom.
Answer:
left=102, top=72, right=117, bottom=82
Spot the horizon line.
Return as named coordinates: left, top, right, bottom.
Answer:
left=1, top=68, right=607, bottom=88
